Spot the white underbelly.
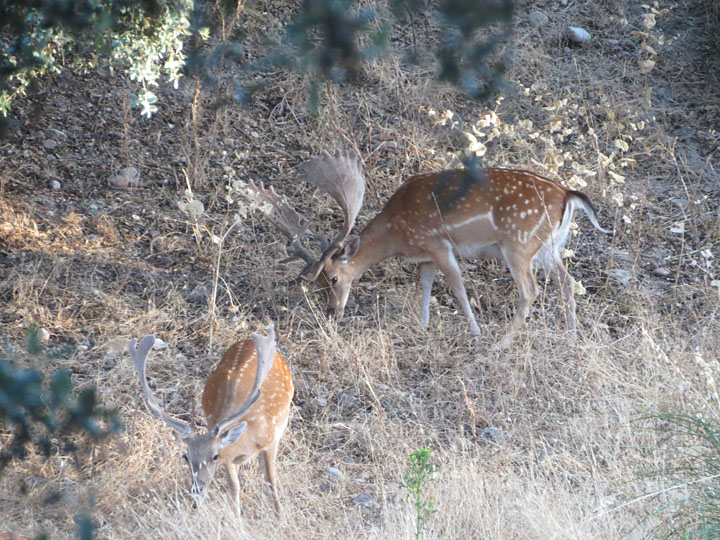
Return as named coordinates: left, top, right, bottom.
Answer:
left=455, top=242, right=502, bottom=260
left=402, top=255, right=434, bottom=264
left=401, top=241, right=503, bottom=264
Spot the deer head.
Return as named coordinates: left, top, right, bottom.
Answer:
left=246, top=149, right=366, bottom=316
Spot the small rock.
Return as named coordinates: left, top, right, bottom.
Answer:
left=528, top=11, right=548, bottom=27
left=152, top=338, right=167, bottom=350
left=46, top=128, right=67, bottom=139
left=326, top=467, right=344, bottom=482
left=567, top=26, right=591, bottom=44
left=352, top=493, right=377, bottom=508
left=339, top=394, right=358, bottom=409
left=311, top=397, right=328, bottom=408
left=50, top=180, right=61, bottom=191
left=107, top=166, right=140, bottom=188
left=604, top=39, right=620, bottom=47
left=38, top=328, right=50, bottom=342
left=654, top=267, right=672, bottom=278
left=88, top=203, right=100, bottom=213
left=43, top=139, right=58, bottom=150
left=608, top=268, right=633, bottom=285
left=188, top=283, right=210, bottom=303
left=480, top=426, right=502, bottom=442
left=25, top=475, right=47, bottom=488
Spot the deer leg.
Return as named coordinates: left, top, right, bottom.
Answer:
left=419, top=262, right=436, bottom=328
left=433, top=243, right=481, bottom=337
left=226, top=461, right=242, bottom=514
left=500, top=248, right=539, bottom=347
left=550, top=255, right=577, bottom=332
left=259, top=441, right=281, bottom=514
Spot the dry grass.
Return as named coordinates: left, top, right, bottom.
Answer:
left=1, top=0, right=719, bottom=538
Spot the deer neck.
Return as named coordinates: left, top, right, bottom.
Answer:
left=348, top=215, right=397, bottom=280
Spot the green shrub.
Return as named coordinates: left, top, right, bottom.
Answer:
left=0, top=326, right=121, bottom=540
left=404, top=446, right=437, bottom=539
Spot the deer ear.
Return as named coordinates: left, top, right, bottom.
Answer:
left=337, top=237, right=360, bottom=261
left=173, top=431, right=193, bottom=443
left=220, top=421, right=247, bottom=447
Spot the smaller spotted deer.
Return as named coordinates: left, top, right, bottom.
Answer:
left=129, top=324, right=293, bottom=513
left=249, top=151, right=610, bottom=345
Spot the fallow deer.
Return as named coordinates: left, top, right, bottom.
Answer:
left=247, top=150, right=609, bottom=345
left=129, top=324, right=293, bottom=513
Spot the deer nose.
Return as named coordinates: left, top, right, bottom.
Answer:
left=326, top=307, right=336, bottom=317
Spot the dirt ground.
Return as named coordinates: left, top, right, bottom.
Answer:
left=1, top=0, right=719, bottom=538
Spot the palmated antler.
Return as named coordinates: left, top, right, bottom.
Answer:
left=129, top=335, right=194, bottom=436
left=246, top=149, right=366, bottom=282
left=210, top=324, right=277, bottom=437
left=296, top=149, right=366, bottom=280
left=246, top=180, right=316, bottom=270
left=298, top=149, right=365, bottom=248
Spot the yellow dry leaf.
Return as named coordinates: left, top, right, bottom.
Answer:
left=641, top=42, right=657, bottom=55
left=639, top=59, right=656, bottom=74
left=608, top=170, right=626, bottom=183
left=642, top=13, right=656, bottom=29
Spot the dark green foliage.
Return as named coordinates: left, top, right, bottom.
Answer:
left=435, top=0, right=514, bottom=98
left=75, top=514, right=98, bottom=540
left=257, top=0, right=513, bottom=108
left=0, top=327, right=119, bottom=539
left=287, top=0, right=379, bottom=82
left=0, top=327, right=121, bottom=472
left=1, top=0, right=514, bottom=126
left=430, top=157, right=486, bottom=211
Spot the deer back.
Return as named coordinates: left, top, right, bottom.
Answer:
left=202, top=339, right=293, bottom=454
left=372, top=168, right=571, bottom=255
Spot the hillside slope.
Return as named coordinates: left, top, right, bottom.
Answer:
left=1, top=1, right=718, bottom=538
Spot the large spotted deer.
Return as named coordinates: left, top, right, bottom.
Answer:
left=129, top=324, right=293, bottom=513
left=248, top=150, right=609, bottom=345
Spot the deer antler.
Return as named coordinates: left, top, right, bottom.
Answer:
left=297, top=149, right=366, bottom=280
left=246, top=149, right=366, bottom=282
left=298, top=149, right=365, bottom=248
left=246, top=180, right=317, bottom=268
left=129, top=335, right=194, bottom=436
left=210, top=324, right=277, bottom=437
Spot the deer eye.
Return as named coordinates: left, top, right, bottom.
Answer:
left=330, top=276, right=338, bottom=285
left=182, top=454, right=189, bottom=462
left=213, top=454, right=219, bottom=461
